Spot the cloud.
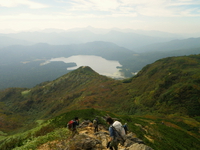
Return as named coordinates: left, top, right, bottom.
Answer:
left=60, top=0, right=200, bottom=17
left=0, top=0, right=200, bottom=33
left=0, top=0, right=49, bottom=9
left=0, top=13, right=105, bottom=21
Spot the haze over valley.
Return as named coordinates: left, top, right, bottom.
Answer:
left=1, top=28, right=200, bottom=89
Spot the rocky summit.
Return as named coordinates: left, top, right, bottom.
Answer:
left=38, top=120, right=153, bottom=150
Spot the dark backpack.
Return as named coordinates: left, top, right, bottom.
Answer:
left=67, top=120, right=74, bottom=130
left=112, top=126, right=126, bottom=146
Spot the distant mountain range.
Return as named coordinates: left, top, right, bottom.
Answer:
left=25, top=26, right=200, bottom=38
left=136, top=37, right=200, bottom=52
left=1, top=27, right=200, bottom=50
left=0, top=27, right=200, bottom=89
left=0, top=36, right=32, bottom=48
left=0, top=41, right=135, bottom=89
left=1, top=37, right=200, bottom=89
left=0, top=41, right=133, bottom=63
left=0, top=28, right=178, bottom=50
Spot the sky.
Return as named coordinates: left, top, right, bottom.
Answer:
left=0, top=0, right=200, bottom=33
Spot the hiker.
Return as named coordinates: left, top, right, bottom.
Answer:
left=106, top=117, right=117, bottom=150
left=123, top=123, right=128, bottom=134
left=67, top=117, right=79, bottom=137
left=93, top=117, right=98, bottom=133
left=107, top=117, right=126, bottom=150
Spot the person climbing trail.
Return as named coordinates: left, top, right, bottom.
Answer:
left=106, top=117, right=126, bottom=150
left=93, top=117, right=99, bottom=133
left=67, top=117, right=79, bottom=137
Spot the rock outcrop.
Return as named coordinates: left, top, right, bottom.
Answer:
left=38, top=120, right=154, bottom=150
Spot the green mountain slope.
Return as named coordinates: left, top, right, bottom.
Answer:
left=1, top=55, right=200, bottom=125
left=125, top=55, right=200, bottom=116
left=0, top=66, right=122, bottom=123
left=0, top=109, right=199, bottom=150
left=121, top=47, right=200, bottom=76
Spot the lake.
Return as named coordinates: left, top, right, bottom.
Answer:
left=43, top=55, right=124, bottom=78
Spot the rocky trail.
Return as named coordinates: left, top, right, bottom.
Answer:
left=38, top=120, right=153, bottom=150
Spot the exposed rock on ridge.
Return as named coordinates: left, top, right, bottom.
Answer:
left=38, top=120, right=153, bottom=150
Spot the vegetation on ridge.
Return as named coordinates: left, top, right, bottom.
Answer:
left=0, top=109, right=199, bottom=150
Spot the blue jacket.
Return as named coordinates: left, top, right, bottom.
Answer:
left=109, top=125, right=115, bottom=138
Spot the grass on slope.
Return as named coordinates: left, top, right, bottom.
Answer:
left=0, top=109, right=199, bottom=150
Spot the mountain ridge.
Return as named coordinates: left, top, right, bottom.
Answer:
left=1, top=29, right=174, bottom=50
left=1, top=55, right=200, bottom=123
left=136, top=37, right=200, bottom=52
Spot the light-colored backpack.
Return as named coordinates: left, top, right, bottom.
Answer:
left=93, top=119, right=98, bottom=126
left=112, top=121, right=126, bottom=145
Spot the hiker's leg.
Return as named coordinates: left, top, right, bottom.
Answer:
left=72, top=130, right=75, bottom=137
left=75, top=129, right=79, bottom=135
left=113, top=144, right=118, bottom=150
left=95, top=126, right=98, bottom=132
left=72, top=129, right=78, bottom=137
left=110, top=141, right=118, bottom=150
left=94, top=126, right=98, bottom=132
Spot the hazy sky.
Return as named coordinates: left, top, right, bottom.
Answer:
left=0, top=0, right=200, bottom=33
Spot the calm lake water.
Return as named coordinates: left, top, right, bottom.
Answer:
left=43, top=55, right=124, bottom=78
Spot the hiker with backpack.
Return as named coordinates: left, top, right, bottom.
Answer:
left=93, top=117, right=98, bottom=133
left=67, top=117, right=79, bottom=137
left=106, top=117, right=126, bottom=150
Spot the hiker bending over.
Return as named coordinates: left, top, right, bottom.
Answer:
left=106, top=117, right=119, bottom=150
left=93, top=117, right=98, bottom=133
left=67, top=117, right=79, bottom=137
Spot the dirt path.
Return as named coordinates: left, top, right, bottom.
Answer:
left=38, top=123, right=126, bottom=150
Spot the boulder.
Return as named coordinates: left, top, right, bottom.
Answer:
left=79, top=120, right=91, bottom=128
left=128, top=143, right=153, bottom=150
left=124, top=133, right=144, bottom=147
left=65, top=134, right=101, bottom=150
left=95, top=131, right=110, bottom=148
